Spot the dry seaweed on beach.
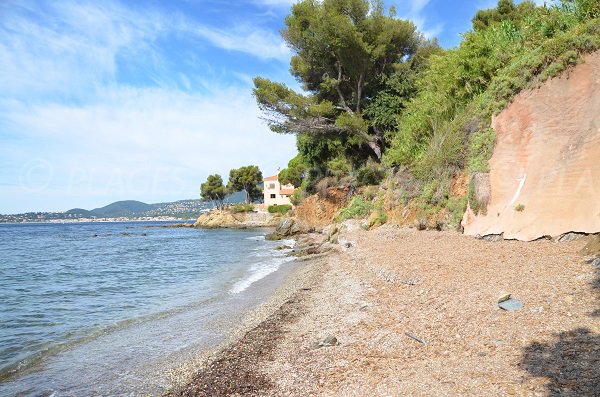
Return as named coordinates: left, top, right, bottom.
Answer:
left=166, top=290, right=309, bottom=397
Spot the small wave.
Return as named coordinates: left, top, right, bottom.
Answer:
left=229, top=257, right=294, bottom=294
left=278, top=239, right=296, bottom=248
left=245, top=235, right=265, bottom=241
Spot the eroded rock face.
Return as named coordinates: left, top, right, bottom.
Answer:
left=463, top=52, right=600, bottom=241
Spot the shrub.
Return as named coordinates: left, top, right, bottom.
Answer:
left=447, top=196, right=468, bottom=227
left=268, top=204, right=293, bottom=215
left=368, top=193, right=388, bottom=228
left=231, top=203, right=254, bottom=213
left=356, top=164, right=385, bottom=187
left=289, top=189, right=305, bottom=206
left=334, top=196, right=374, bottom=222
left=468, top=128, right=496, bottom=173
left=515, top=203, right=525, bottom=212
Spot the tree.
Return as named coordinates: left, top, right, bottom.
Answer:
left=278, top=155, right=308, bottom=187
left=200, top=174, right=228, bottom=209
left=228, top=166, right=263, bottom=204
left=472, top=0, right=536, bottom=31
left=253, top=0, right=431, bottom=164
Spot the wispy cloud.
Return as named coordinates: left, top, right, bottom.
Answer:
left=182, top=23, right=291, bottom=62
left=391, top=0, right=444, bottom=40
left=1, top=84, right=297, bottom=212
left=0, top=0, right=296, bottom=212
left=410, top=0, right=432, bottom=14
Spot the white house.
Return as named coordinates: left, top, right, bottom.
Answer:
left=263, top=172, right=295, bottom=206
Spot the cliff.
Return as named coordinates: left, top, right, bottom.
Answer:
left=463, top=51, right=600, bottom=241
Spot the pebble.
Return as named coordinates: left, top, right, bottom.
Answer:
left=498, top=298, right=523, bottom=311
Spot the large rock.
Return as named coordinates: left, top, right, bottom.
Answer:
left=265, top=218, right=301, bottom=240
left=194, top=209, right=277, bottom=228
left=463, top=52, right=600, bottom=241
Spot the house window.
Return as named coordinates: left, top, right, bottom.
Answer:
left=270, top=194, right=276, bottom=199
left=268, top=183, right=276, bottom=189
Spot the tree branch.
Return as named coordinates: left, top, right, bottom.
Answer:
left=356, top=71, right=364, bottom=114
left=335, top=59, right=354, bottom=115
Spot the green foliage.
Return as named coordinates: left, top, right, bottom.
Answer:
left=385, top=0, right=600, bottom=181
left=468, top=128, right=496, bottom=173
left=447, top=196, right=468, bottom=227
left=290, top=189, right=306, bottom=206
left=267, top=0, right=600, bottom=216
left=368, top=192, right=388, bottom=228
left=254, top=0, right=436, bottom=166
left=200, top=174, right=228, bottom=209
left=268, top=204, right=293, bottom=215
left=232, top=203, right=255, bottom=213
left=227, top=166, right=263, bottom=204
left=356, top=163, right=386, bottom=186
left=334, top=196, right=374, bottom=222
left=515, top=203, right=526, bottom=212
left=278, top=155, right=308, bottom=187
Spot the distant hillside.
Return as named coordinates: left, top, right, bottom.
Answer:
left=88, top=200, right=157, bottom=217
left=65, top=208, right=93, bottom=217
left=1, top=192, right=255, bottom=223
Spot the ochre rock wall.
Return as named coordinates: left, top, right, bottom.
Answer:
left=463, top=52, right=600, bottom=241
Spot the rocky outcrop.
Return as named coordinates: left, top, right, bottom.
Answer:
left=294, top=187, right=350, bottom=231
left=265, top=218, right=302, bottom=240
left=194, top=210, right=278, bottom=229
left=463, top=52, right=600, bottom=241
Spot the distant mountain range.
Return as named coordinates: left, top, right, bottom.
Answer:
left=1, top=191, right=248, bottom=223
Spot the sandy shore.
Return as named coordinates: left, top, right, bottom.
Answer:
left=167, top=226, right=599, bottom=396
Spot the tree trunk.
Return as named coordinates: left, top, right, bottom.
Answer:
left=367, top=139, right=382, bottom=161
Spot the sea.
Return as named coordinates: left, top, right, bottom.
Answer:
left=0, top=221, right=296, bottom=396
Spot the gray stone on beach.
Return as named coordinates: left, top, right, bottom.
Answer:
left=588, top=257, right=600, bottom=268
left=310, top=335, right=339, bottom=349
left=498, top=298, right=523, bottom=312
left=557, top=232, right=587, bottom=242
left=483, top=234, right=504, bottom=242
left=338, top=239, right=351, bottom=248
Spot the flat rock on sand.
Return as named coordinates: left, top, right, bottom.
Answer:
left=169, top=227, right=599, bottom=396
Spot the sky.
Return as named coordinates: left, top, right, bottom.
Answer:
left=0, top=0, right=534, bottom=213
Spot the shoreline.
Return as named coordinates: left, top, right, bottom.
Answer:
left=166, top=225, right=600, bottom=396
left=164, top=233, right=334, bottom=396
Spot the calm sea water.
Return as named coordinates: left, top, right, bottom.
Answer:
left=0, top=222, right=294, bottom=396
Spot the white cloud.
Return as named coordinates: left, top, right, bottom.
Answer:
left=391, top=0, right=443, bottom=40
left=410, top=0, right=432, bottom=14
left=0, top=0, right=290, bottom=100
left=182, top=23, right=291, bottom=62
left=0, top=1, right=296, bottom=212
left=1, top=85, right=297, bottom=212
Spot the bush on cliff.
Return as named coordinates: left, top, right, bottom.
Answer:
left=334, top=197, right=374, bottom=223
left=268, top=204, right=292, bottom=215
left=232, top=203, right=255, bottom=213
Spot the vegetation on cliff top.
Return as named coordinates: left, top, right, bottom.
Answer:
left=254, top=0, right=600, bottom=229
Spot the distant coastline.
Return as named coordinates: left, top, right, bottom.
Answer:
left=0, top=217, right=196, bottom=225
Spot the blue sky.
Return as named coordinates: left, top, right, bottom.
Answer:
left=0, top=0, right=532, bottom=213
